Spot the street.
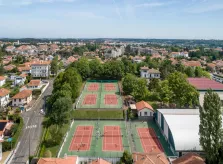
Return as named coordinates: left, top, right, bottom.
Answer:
left=10, top=80, right=54, bottom=164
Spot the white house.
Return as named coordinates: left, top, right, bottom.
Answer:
left=135, top=101, right=154, bottom=119
left=0, top=88, right=10, bottom=107
left=12, top=90, right=32, bottom=107
left=27, top=80, right=42, bottom=90
left=171, top=52, right=189, bottom=58
left=14, top=74, right=26, bottom=86
left=0, top=76, right=6, bottom=87
left=140, top=67, right=160, bottom=82
left=31, top=61, right=51, bottom=78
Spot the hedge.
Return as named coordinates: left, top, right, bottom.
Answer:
left=2, top=116, right=24, bottom=152
left=71, top=110, right=124, bottom=119
left=32, top=89, right=41, bottom=97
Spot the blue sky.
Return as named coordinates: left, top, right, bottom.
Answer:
left=0, top=0, right=222, bottom=39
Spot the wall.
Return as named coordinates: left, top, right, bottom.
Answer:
left=138, top=108, right=153, bottom=117
left=199, top=90, right=223, bottom=106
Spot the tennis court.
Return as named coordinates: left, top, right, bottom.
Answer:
left=76, top=80, right=123, bottom=109
left=137, top=128, right=163, bottom=153
left=69, top=126, right=93, bottom=151
left=103, top=126, right=123, bottom=152
left=130, top=121, right=174, bottom=156
left=59, top=120, right=130, bottom=158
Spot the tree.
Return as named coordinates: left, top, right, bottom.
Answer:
left=185, top=67, right=195, bottom=77
left=157, top=80, right=173, bottom=104
left=122, top=74, right=138, bottom=95
left=167, top=72, right=199, bottom=107
left=44, top=150, right=52, bottom=158
left=76, top=57, right=90, bottom=80
left=50, top=55, right=58, bottom=75
left=132, top=78, right=150, bottom=101
left=159, top=60, right=175, bottom=79
left=199, top=90, right=222, bottom=164
left=119, top=150, right=133, bottom=164
left=103, top=60, right=124, bottom=80
left=195, top=67, right=203, bottom=77
left=89, top=59, right=103, bottom=78
left=148, top=78, right=160, bottom=91
left=49, top=97, right=72, bottom=129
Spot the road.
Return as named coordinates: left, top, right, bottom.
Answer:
left=10, top=80, right=54, bottom=164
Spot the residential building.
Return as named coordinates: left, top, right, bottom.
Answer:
left=171, top=52, right=189, bottom=58
left=37, top=156, right=78, bottom=164
left=183, top=61, right=201, bottom=68
left=132, top=56, right=146, bottom=63
left=5, top=46, right=15, bottom=53
left=12, top=90, right=32, bottom=107
left=0, top=76, right=6, bottom=87
left=188, top=78, right=223, bottom=106
left=27, top=80, right=42, bottom=90
left=134, top=101, right=154, bottom=119
left=0, top=88, right=10, bottom=107
left=14, top=74, right=26, bottom=86
left=172, top=152, right=205, bottom=164
left=132, top=152, right=169, bottom=164
left=31, top=61, right=51, bottom=78
left=140, top=67, right=160, bottom=82
left=18, top=66, right=31, bottom=74
left=89, top=158, right=111, bottom=164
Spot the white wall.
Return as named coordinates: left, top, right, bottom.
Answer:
left=12, top=95, right=32, bottom=107
left=138, top=108, right=154, bottom=117
left=0, top=80, right=5, bottom=87
left=199, top=91, right=223, bottom=106
left=0, top=94, right=9, bottom=107
left=164, top=118, right=169, bottom=138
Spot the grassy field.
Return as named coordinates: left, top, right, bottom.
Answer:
left=72, top=110, right=124, bottom=119
left=59, top=120, right=130, bottom=158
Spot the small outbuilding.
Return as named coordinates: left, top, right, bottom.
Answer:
left=134, top=101, right=154, bottom=120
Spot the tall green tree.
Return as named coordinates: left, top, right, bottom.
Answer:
left=132, top=78, right=149, bottom=101
left=76, top=57, right=90, bottom=80
left=50, top=55, right=58, bottom=75
left=103, top=60, right=124, bottom=80
left=49, top=97, right=72, bottom=129
left=185, top=67, right=195, bottom=77
left=122, top=74, right=137, bottom=95
left=159, top=60, right=175, bottom=79
left=119, top=150, right=133, bottom=164
left=89, top=59, right=103, bottom=78
left=199, top=90, right=222, bottom=164
left=195, top=67, right=203, bottom=77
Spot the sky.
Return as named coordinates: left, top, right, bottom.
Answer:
left=0, top=0, right=222, bottom=39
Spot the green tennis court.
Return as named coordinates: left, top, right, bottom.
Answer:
left=59, top=120, right=130, bottom=158
left=76, top=80, right=123, bottom=109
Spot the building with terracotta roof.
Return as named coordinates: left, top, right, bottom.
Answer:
left=17, top=66, right=31, bottom=74
left=0, top=76, right=6, bottom=87
left=28, top=80, right=42, bottom=90
left=12, top=90, right=32, bottom=107
left=0, top=88, right=10, bottom=107
left=37, top=156, right=78, bottom=164
left=89, top=158, right=111, bottom=164
left=183, top=61, right=201, bottom=68
left=14, top=74, right=27, bottom=86
left=172, top=152, right=205, bottom=164
left=188, top=78, right=223, bottom=106
left=134, top=101, right=154, bottom=119
left=140, top=67, right=160, bottom=82
left=4, top=64, right=16, bottom=71
left=132, top=152, right=169, bottom=164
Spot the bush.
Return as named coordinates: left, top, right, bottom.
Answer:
left=32, top=89, right=41, bottom=97
left=44, top=150, right=52, bottom=157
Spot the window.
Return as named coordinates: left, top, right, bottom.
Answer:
left=144, top=112, right=147, bottom=116
left=19, top=99, right=21, bottom=102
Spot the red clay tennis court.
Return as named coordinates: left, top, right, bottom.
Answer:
left=104, top=83, right=116, bottom=91
left=103, top=126, right=123, bottom=151
left=104, top=94, right=118, bottom=105
left=87, top=83, right=99, bottom=91
left=82, top=94, right=97, bottom=105
left=137, top=128, right=164, bottom=153
left=69, top=126, right=93, bottom=151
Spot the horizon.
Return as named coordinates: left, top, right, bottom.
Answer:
left=0, top=0, right=223, bottom=39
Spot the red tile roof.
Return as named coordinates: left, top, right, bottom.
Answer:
left=37, top=156, right=77, bottom=164
left=188, top=78, right=223, bottom=90
left=28, top=80, right=41, bottom=87
left=135, top=101, right=154, bottom=111
left=12, top=90, right=32, bottom=99
left=90, top=158, right=111, bottom=164
left=140, top=66, right=149, bottom=70
left=133, top=152, right=169, bottom=164
left=0, top=88, right=10, bottom=97
left=0, top=76, right=6, bottom=81
left=172, top=153, right=205, bottom=164
left=184, top=61, right=201, bottom=67
left=20, top=74, right=27, bottom=78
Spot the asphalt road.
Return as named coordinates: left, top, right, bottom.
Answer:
left=10, top=80, right=54, bottom=164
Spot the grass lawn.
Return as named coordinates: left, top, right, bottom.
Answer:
left=72, top=110, right=124, bottom=119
